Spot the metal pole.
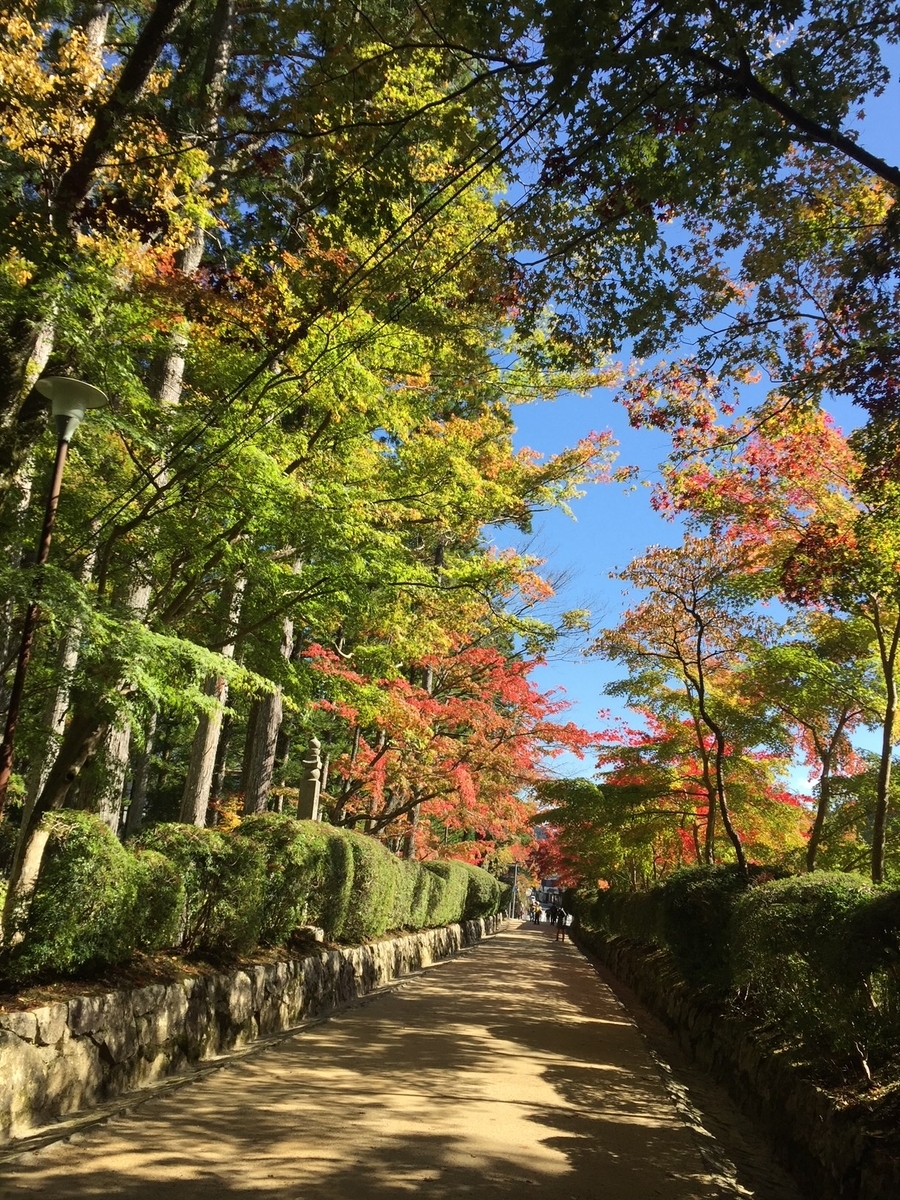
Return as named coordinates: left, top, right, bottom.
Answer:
left=0, top=437, right=70, bottom=812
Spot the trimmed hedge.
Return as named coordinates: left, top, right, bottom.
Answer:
left=136, top=824, right=266, bottom=957
left=131, top=849, right=185, bottom=951
left=460, top=862, right=503, bottom=921
left=238, top=814, right=337, bottom=944
left=394, top=860, right=434, bottom=929
left=575, top=866, right=900, bottom=1078
left=339, top=829, right=398, bottom=942
left=731, top=872, right=893, bottom=1069
left=582, top=865, right=783, bottom=990
left=423, top=860, right=470, bottom=926
left=660, top=864, right=770, bottom=990
left=0, top=812, right=502, bottom=984
left=5, top=812, right=185, bottom=982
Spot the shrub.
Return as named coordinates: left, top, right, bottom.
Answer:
left=339, top=830, right=398, bottom=942
left=582, top=888, right=665, bottom=946
left=131, top=849, right=185, bottom=951
left=394, top=861, right=433, bottom=929
left=460, top=863, right=502, bottom=920
left=137, top=824, right=266, bottom=957
left=239, top=814, right=338, bottom=944
left=2, top=810, right=509, bottom=988
left=731, top=872, right=885, bottom=1068
left=423, top=860, right=469, bottom=926
left=660, top=864, right=770, bottom=991
left=305, top=825, right=356, bottom=938
left=846, top=889, right=900, bottom=1045
left=6, top=812, right=140, bottom=982
left=389, top=856, right=415, bottom=929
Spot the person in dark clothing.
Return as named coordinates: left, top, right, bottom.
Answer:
left=554, top=904, right=568, bottom=941
left=548, top=900, right=560, bottom=927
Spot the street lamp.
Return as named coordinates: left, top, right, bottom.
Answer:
left=0, top=377, right=109, bottom=811
left=507, top=861, right=519, bottom=919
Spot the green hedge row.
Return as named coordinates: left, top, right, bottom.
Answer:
left=2, top=812, right=502, bottom=984
left=3, top=812, right=184, bottom=981
left=576, top=867, right=900, bottom=1074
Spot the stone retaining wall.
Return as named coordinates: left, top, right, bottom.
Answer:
left=576, top=928, right=900, bottom=1200
left=0, top=915, right=501, bottom=1143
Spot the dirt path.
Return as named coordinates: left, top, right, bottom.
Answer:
left=0, top=923, right=803, bottom=1199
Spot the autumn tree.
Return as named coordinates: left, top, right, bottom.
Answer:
left=592, top=536, right=784, bottom=872
left=301, top=628, right=598, bottom=862
left=740, top=615, right=876, bottom=871
left=645, top=396, right=900, bottom=883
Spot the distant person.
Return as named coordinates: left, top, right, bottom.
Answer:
left=548, top=900, right=560, bottom=927
left=554, top=903, right=568, bottom=942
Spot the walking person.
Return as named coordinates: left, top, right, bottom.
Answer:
left=554, top=902, right=569, bottom=941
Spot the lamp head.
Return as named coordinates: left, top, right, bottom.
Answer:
left=35, top=377, right=110, bottom=443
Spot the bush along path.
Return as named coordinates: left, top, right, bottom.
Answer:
left=0, top=812, right=504, bottom=986
left=0, top=921, right=801, bottom=1200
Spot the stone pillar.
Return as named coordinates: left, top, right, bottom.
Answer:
left=297, top=738, right=321, bottom=821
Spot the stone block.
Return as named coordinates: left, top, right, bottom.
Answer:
left=0, top=1010, right=38, bottom=1042
left=247, top=964, right=269, bottom=1011
left=35, top=1003, right=69, bottom=1048
left=222, top=971, right=253, bottom=1029
left=43, top=1034, right=103, bottom=1119
left=131, top=983, right=167, bottom=1018
left=93, top=1014, right=140, bottom=1066
left=69, top=991, right=133, bottom=1038
left=0, top=1031, right=49, bottom=1138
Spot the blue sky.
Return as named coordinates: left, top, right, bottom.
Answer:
left=506, top=57, right=900, bottom=782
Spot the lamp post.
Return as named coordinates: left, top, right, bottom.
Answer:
left=507, top=861, right=519, bottom=919
left=0, top=377, right=109, bottom=812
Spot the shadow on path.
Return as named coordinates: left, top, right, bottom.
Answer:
left=0, top=924, right=791, bottom=1199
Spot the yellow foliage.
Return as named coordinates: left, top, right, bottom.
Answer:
left=209, top=793, right=243, bottom=833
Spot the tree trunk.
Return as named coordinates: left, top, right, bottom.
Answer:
left=74, top=579, right=151, bottom=822
left=696, top=695, right=746, bottom=873
left=805, top=718, right=849, bottom=873
left=0, top=467, right=34, bottom=696
left=151, top=0, right=233, bottom=405
left=93, top=722, right=131, bottom=832
left=210, top=711, right=234, bottom=801
left=872, top=676, right=897, bottom=885
left=241, top=567, right=296, bottom=815
left=869, top=608, right=900, bottom=885
left=807, top=756, right=832, bottom=873
left=242, top=692, right=284, bottom=815
left=21, top=541, right=97, bottom=807
left=689, top=712, right=717, bottom=862
left=179, top=677, right=232, bottom=826
left=179, top=575, right=244, bottom=825
left=713, top=731, right=746, bottom=872
left=124, top=711, right=157, bottom=837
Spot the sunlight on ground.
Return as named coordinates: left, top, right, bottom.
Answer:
left=2, top=929, right=726, bottom=1199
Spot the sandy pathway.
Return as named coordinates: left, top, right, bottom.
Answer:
left=0, top=923, right=797, bottom=1199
